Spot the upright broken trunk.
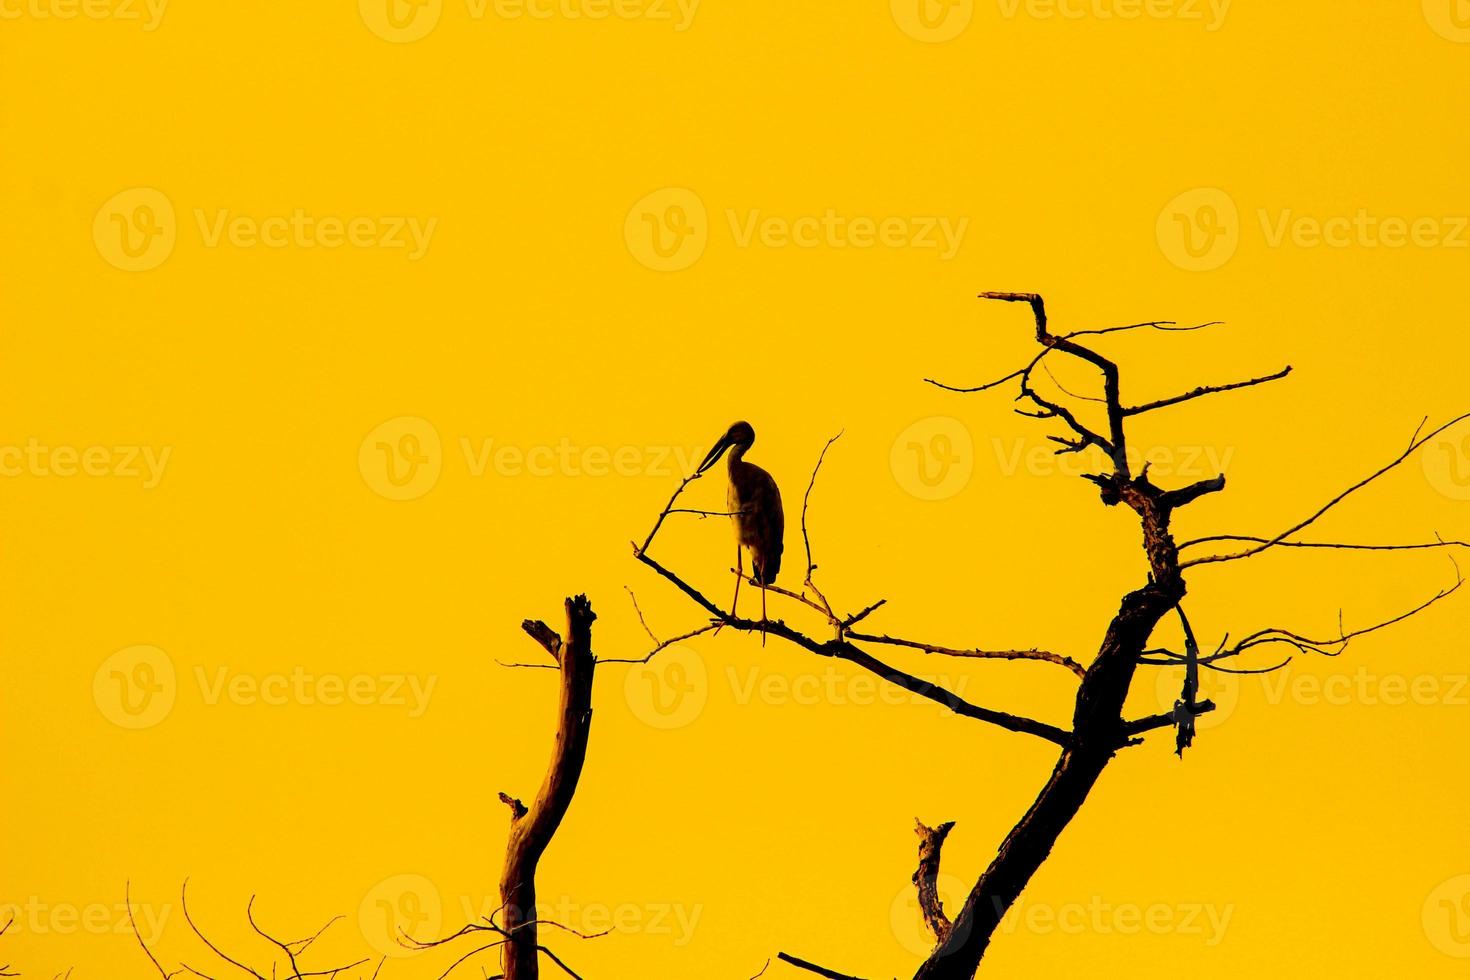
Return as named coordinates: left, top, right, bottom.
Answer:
left=913, top=482, right=1186, bottom=980
left=912, top=579, right=1180, bottom=979
left=500, top=595, right=598, bottom=980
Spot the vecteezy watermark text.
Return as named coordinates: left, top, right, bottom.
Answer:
left=0, top=440, right=170, bottom=488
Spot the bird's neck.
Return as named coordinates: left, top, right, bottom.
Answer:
left=727, top=444, right=748, bottom=467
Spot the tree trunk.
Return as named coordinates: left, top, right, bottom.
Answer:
left=914, top=486, right=1185, bottom=979
left=500, top=595, right=597, bottom=980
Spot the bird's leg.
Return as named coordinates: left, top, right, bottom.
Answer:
left=715, top=545, right=742, bottom=635
left=760, top=582, right=768, bottom=647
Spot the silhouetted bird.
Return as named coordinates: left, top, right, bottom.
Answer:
left=697, top=421, right=784, bottom=641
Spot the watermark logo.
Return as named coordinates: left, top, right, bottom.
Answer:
left=991, top=437, right=1232, bottom=482
left=194, top=667, right=437, bottom=716
left=359, top=874, right=443, bottom=958
left=1424, top=0, right=1470, bottom=42
left=456, top=894, right=703, bottom=945
left=993, top=896, right=1234, bottom=944
left=1160, top=189, right=1470, bottom=269
left=891, top=416, right=974, bottom=501
left=0, top=896, right=170, bottom=942
left=623, top=645, right=707, bottom=729
left=891, top=0, right=973, bottom=42
left=193, top=209, right=436, bottom=257
left=626, top=188, right=968, bottom=271
left=360, top=416, right=443, bottom=501
left=1423, top=431, right=1470, bottom=501
left=0, top=0, right=168, bottom=30
left=460, top=437, right=701, bottom=478
left=361, top=422, right=700, bottom=498
left=361, top=0, right=699, bottom=39
left=360, top=0, right=442, bottom=41
left=95, top=189, right=436, bottom=269
left=477, top=0, right=700, bottom=27
left=1258, top=209, right=1469, bottom=250
left=1257, top=665, right=1469, bottom=709
left=625, top=187, right=708, bottom=272
left=995, top=0, right=1230, bottom=30
left=0, top=440, right=171, bottom=487
left=94, top=187, right=176, bottom=272
left=726, top=209, right=967, bottom=258
left=1424, top=874, right=1470, bottom=957
left=728, top=664, right=970, bottom=711
left=93, top=645, right=176, bottom=730
left=95, top=647, right=436, bottom=725
left=1157, top=187, right=1238, bottom=272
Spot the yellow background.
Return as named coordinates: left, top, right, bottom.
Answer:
left=3, top=0, right=1470, bottom=976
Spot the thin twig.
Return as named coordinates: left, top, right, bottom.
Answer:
left=775, top=952, right=868, bottom=980
left=1182, top=413, right=1470, bottom=568
left=801, top=430, right=844, bottom=622
left=1122, top=366, right=1292, bottom=416
left=846, top=630, right=1085, bottom=678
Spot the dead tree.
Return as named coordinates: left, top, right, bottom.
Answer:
left=634, top=292, right=1467, bottom=980
left=127, top=596, right=601, bottom=980
left=497, top=595, right=599, bottom=980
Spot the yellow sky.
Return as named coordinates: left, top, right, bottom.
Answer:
left=2, top=1, right=1469, bottom=977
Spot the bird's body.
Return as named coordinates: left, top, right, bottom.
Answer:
left=727, top=451, right=783, bottom=586
left=697, top=421, right=784, bottom=637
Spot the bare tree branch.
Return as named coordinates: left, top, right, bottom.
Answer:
left=1206, top=559, right=1463, bottom=668
left=129, top=883, right=184, bottom=980
left=598, top=621, right=721, bottom=666
left=1122, top=699, right=1218, bottom=739
left=801, top=430, right=845, bottom=622
left=1172, top=605, right=1202, bottom=756
left=1122, top=366, right=1292, bottom=416
left=1065, top=319, right=1222, bottom=339
left=636, top=548, right=1071, bottom=744
left=130, top=882, right=373, bottom=980
left=979, top=292, right=1130, bottom=472
left=844, top=631, right=1084, bottom=678
left=180, top=881, right=271, bottom=980
left=1180, top=534, right=1470, bottom=554
left=1181, top=413, right=1470, bottom=568
left=913, top=820, right=956, bottom=944
left=775, top=952, right=868, bottom=980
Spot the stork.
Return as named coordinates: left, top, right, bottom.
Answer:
left=696, top=421, right=784, bottom=642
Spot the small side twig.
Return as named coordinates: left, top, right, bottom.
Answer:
left=775, top=951, right=868, bottom=980
left=913, top=819, right=956, bottom=944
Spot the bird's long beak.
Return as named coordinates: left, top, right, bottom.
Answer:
left=696, top=433, right=731, bottom=475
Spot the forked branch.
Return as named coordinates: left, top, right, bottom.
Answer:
left=128, top=881, right=378, bottom=980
